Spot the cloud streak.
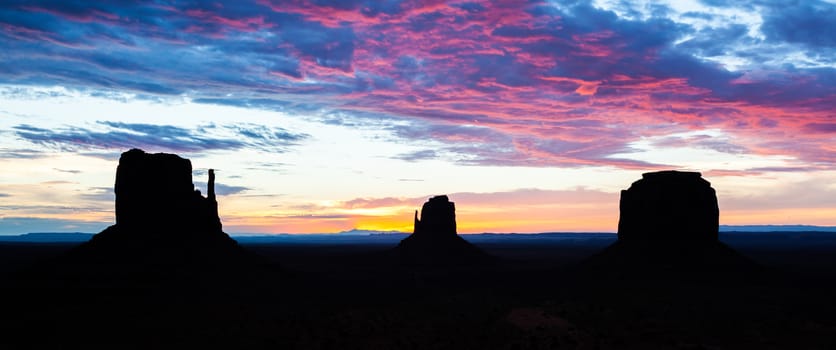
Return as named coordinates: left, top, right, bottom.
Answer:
left=0, top=217, right=109, bottom=235
left=11, top=121, right=307, bottom=154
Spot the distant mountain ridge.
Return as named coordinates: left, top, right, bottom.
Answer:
left=336, top=228, right=405, bottom=236
left=0, top=232, right=95, bottom=242
left=719, top=225, right=836, bottom=232
left=1, top=225, right=834, bottom=243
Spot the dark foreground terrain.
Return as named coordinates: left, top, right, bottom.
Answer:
left=1, top=232, right=835, bottom=349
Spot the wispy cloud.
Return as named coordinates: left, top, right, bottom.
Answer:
left=0, top=216, right=109, bottom=235
left=0, top=148, right=47, bottom=159
left=53, top=168, right=82, bottom=174
left=11, top=121, right=307, bottom=154
left=194, top=183, right=250, bottom=196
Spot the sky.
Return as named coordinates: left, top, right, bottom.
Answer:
left=0, top=0, right=834, bottom=235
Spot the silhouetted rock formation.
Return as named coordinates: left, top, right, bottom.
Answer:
left=618, top=170, right=718, bottom=241
left=113, top=148, right=223, bottom=235
left=580, top=171, right=759, bottom=279
left=413, top=195, right=457, bottom=237
left=59, top=149, right=256, bottom=276
left=394, top=195, right=493, bottom=264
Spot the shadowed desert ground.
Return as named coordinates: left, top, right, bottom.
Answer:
left=1, top=232, right=835, bottom=349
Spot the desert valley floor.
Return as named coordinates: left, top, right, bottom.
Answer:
left=1, top=232, right=835, bottom=349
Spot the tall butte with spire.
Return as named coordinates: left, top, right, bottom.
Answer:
left=65, top=149, right=252, bottom=271
left=394, top=195, right=493, bottom=264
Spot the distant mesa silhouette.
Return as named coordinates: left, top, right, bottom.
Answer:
left=60, top=149, right=257, bottom=274
left=580, top=171, right=759, bottom=278
left=393, top=195, right=493, bottom=264
left=618, top=170, right=718, bottom=242
left=413, top=195, right=458, bottom=238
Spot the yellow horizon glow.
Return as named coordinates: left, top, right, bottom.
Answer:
left=229, top=207, right=836, bottom=234
left=8, top=205, right=836, bottom=235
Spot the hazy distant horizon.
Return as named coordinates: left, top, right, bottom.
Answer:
left=4, top=224, right=836, bottom=239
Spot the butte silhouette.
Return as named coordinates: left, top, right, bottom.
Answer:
left=580, top=170, right=758, bottom=278
left=52, top=149, right=259, bottom=279
left=393, top=195, right=493, bottom=264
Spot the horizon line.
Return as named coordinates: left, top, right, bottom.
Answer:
left=5, top=224, right=836, bottom=237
